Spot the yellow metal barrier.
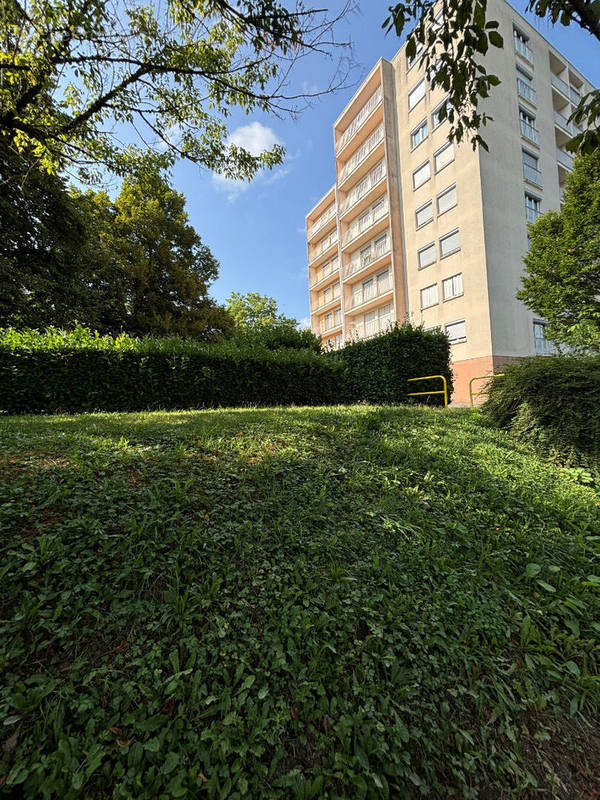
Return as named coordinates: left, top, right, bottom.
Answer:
left=407, top=375, right=448, bottom=409
left=469, top=373, right=504, bottom=408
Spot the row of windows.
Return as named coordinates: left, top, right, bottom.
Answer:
left=420, top=273, right=463, bottom=309
left=413, top=142, right=454, bottom=189
left=415, top=184, right=457, bottom=229
left=418, top=229, right=460, bottom=269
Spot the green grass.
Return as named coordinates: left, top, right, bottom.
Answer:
left=1, top=406, right=599, bottom=799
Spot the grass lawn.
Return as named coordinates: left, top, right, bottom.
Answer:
left=1, top=405, right=599, bottom=799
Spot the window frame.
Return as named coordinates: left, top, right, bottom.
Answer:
left=420, top=283, right=439, bottom=309
left=434, top=141, right=455, bottom=173
left=410, top=118, right=429, bottom=150
left=442, top=273, right=463, bottom=301
left=413, top=159, right=431, bottom=189
left=436, top=184, right=457, bottom=216
left=415, top=200, right=434, bottom=229
left=439, top=228, right=461, bottom=259
left=408, top=78, right=426, bottom=111
left=417, top=241, right=437, bottom=269
left=444, top=318, right=467, bottom=344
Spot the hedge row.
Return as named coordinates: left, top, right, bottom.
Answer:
left=483, top=355, right=600, bottom=466
left=0, top=324, right=453, bottom=413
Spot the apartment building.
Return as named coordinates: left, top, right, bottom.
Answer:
left=305, top=0, right=593, bottom=403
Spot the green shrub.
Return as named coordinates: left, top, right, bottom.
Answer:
left=232, top=324, right=322, bottom=354
left=0, top=324, right=452, bottom=413
left=483, top=355, right=600, bottom=466
left=338, top=323, right=453, bottom=405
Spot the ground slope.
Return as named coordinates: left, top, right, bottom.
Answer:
left=0, top=406, right=599, bottom=799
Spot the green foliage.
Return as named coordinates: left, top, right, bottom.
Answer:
left=483, top=355, right=600, bottom=467
left=0, top=406, right=599, bottom=798
left=0, top=324, right=452, bottom=413
left=383, top=0, right=599, bottom=153
left=337, top=323, right=453, bottom=405
left=0, top=0, right=346, bottom=180
left=518, top=151, right=600, bottom=350
left=0, top=152, right=232, bottom=339
left=232, top=324, right=323, bottom=354
left=225, top=292, right=297, bottom=329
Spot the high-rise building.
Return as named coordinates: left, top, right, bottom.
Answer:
left=305, top=0, right=593, bottom=403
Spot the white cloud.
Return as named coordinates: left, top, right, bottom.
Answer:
left=212, top=122, right=284, bottom=201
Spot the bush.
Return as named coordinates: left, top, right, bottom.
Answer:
left=338, top=323, right=453, bottom=405
left=483, top=355, right=600, bottom=465
left=232, top=324, right=322, bottom=354
left=0, top=324, right=452, bottom=413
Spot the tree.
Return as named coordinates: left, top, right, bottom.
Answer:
left=518, top=150, right=600, bottom=350
left=226, top=291, right=296, bottom=328
left=90, top=175, right=235, bottom=338
left=383, top=0, right=600, bottom=153
left=0, top=138, right=96, bottom=328
left=0, top=0, right=349, bottom=181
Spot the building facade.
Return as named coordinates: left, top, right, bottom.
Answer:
left=305, top=0, right=593, bottom=403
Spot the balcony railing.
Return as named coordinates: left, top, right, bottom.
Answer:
left=310, top=229, right=338, bottom=262
left=312, top=288, right=341, bottom=312
left=309, top=203, right=336, bottom=238
left=340, top=161, right=386, bottom=215
left=343, top=197, right=389, bottom=246
left=520, top=119, right=539, bottom=144
left=553, top=110, right=581, bottom=137
left=525, top=206, right=541, bottom=223
left=514, top=36, right=533, bottom=62
left=556, top=147, right=574, bottom=170
left=338, top=124, right=384, bottom=184
left=319, top=317, right=342, bottom=334
left=350, top=276, right=392, bottom=309
left=310, top=259, right=339, bottom=288
left=570, top=86, right=581, bottom=105
left=523, top=163, right=542, bottom=186
left=350, top=315, right=394, bottom=340
left=517, top=78, right=536, bottom=105
left=551, top=73, right=570, bottom=98
left=336, top=86, right=383, bottom=153
left=344, top=234, right=390, bottom=279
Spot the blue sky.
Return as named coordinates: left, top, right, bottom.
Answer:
left=170, top=1, right=600, bottom=328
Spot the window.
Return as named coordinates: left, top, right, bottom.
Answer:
left=445, top=319, right=466, bottom=343
left=373, top=233, right=389, bottom=258
left=335, top=333, right=342, bottom=349
left=334, top=308, right=342, bottom=326
left=434, top=142, right=455, bottom=172
left=432, top=98, right=452, bottom=129
left=522, top=149, right=541, bottom=185
left=534, top=321, right=554, bottom=355
left=437, top=184, right=457, bottom=215
left=377, top=268, right=392, bottom=294
left=408, top=78, right=426, bottom=110
left=514, top=27, right=533, bottom=62
left=413, top=160, right=431, bottom=189
left=440, top=229, right=460, bottom=257
left=516, top=66, right=536, bottom=104
left=420, top=283, right=439, bottom=308
left=519, top=108, right=538, bottom=143
left=411, top=119, right=428, bottom=149
left=415, top=200, right=434, bottom=228
left=443, top=273, right=463, bottom=300
left=418, top=242, right=436, bottom=269
left=324, top=312, right=332, bottom=329
left=525, top=192, right=541, bottom=223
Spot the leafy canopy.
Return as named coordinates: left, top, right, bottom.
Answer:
left=383, top=0, right=600, bottom=152
left=518, top=149, right=600, bottom=350
left=0, top=0, right=349, bottom=181
left=225, top=291, right=296, bottom=329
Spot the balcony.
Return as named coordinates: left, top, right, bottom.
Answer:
left=514, top=36, right=533, bottom=62
left=520, top=119, right=539, bottom=144
left=344, top=234, right=391, bottom=281
left=319, top=316, right=342, bottom=334
left=350, top=276, right=393, bottom=309
left=553, top=110, right=581, bottom=137
left=525, top=206, right=541, bottom=224
left=309, top=229, right=339, bottom=265
left=310, top=259, right=339, bottom=289
left=570, top=85, right=582, bottom=105
left=523, top=163, right=542, bottom=186
left=342, top=197, right=389, bottom=247
left=556, top=147, right=574, bottom=170
left=336, top=86, right=383, bottom=154
left=349, top=314, right=394, bottom=341
left=517, top=78, right=536, bottom=105
left=340, top=161, right=386, bottom=217
left=338, top=124, right=385, bottom=185
left=309, top=204, right=337, bottom=239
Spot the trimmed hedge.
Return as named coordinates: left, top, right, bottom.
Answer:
left=0, top=324, right=453, bottom=413
left=337, top=323, right=454, bottom=405
left=483, top=355, right=600, bottom=466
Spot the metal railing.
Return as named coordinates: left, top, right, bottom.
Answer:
left=309, top=260, right=339, bottom=288
left=553, top=110, right=581, bottom=137
left=336, top=86, right=383, bottom=153
left=520, top=119, right=539, bottom=144
left=556, top=147, right=574, bottom=170
left=350, top=277, right=392, bottom=309
left=517, top=79, right=536, bottom=105
left=338, top=124, right=384, bottom=183
left=551, top=73, right=570, bottom=97
left=343, top=198, right=389, bottom=246
left=525, top=205, right=541, bottom=223
left=407, top=375, right=448, bottom=408
left=340, top=162, right=386, bottom=215
left=514, top=36, right=533, bottom=62
left=309, top=204, right=336, bottom=238
left=523, top=163, right=542, bottom=186
left=344, top=237, right=390, bottom=279
left=469, top=374, right=504, bottom=407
